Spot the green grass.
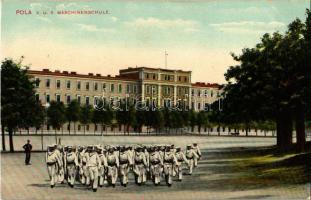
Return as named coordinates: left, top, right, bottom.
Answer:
left=231, top=149, right=311, bottom=187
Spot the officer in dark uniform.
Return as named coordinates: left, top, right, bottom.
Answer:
left=23, top=139, right=32, bottom=165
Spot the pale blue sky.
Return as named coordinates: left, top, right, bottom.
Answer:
left=2, top=0, right=310, bottom=83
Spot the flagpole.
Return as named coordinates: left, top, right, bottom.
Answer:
left=165, top=51, right=168, bottom=69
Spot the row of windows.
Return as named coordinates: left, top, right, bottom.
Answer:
left=36, top=93, right=138, bottom=106
left=35, top=78, right=138, bottom=93
left=191, top=89, right=219, bottom=97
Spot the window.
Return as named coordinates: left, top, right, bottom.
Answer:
left=46, top=94, right=50, bottom=103
left=126, top=84, right=130, bottom=93
left=179, top=76, right=181, bottom=81
left=110, top=84, right=114, bottom=92
left=133, top=85, right=137, bottom=93
left=198, top=90, right=201, bottom=97
left=198, top=103, right=201, bottom=110
left=184, top=77, right=187, bottom=82
left=191, top=102, right=195, bottom=109
left=146, top=85, right=150, bottom=94
left=66, top=95, right=71, bottom=104
left=211, top=90, right=214, bottom=97
left=78, top=125, right=81, bottom=131
left=66, top=80, right=71, bottom=89
left=85, top=96, right=90, bottom=105
left=35, top=78, right=40, bottom=87
left=86, top=82, right=89, bottom=91
left=77, top=81, right=81, bottom=90
left=153, top=74, right=156, bottom=80
left=56, top=80, right=61, bottom=89
left=152, top=86, right=156, bottom=95
left=46, top=79, right=50, bottom=88
left=94, top=82, right=98, bottom=91
left=191, top=89, right=195, bottom=96
left=118, top=84, right=122, bottom=93
left=146, top=74, right=149, bottom=79
left=204, top=103, right=209, bottom=111
left=56, top=94, right=61, bottom=103
left=35, top=94, right=40, bottom=102
left=77, top=95, right=81, bottom=104
left=205, top=90, right=208, bottom=97
left=94, top=96, right=99, bottom=105
left=102, top=83, right=106, bottom=91
left=86, top=125, right=89, bottom=131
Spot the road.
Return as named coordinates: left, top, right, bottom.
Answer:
left=1, top=136, right=309, bottom=200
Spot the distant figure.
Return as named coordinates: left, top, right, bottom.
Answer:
left=23, top=140, right=32, bottom=165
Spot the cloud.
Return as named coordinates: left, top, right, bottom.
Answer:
left=30, top=2, right=53, bottom=11
left=111, top=16, right=118, bottom=22
left=36, top=16, right=53, bottom=24
left=56, top=3, right=91, bottom=11
left=210, top=21, right=286, bottom=34
left=76, top=23, right=115, bottom=33
left=124, top=17, right=199, bottom=29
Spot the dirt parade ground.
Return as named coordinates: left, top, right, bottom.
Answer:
left=1, top=136, right=310, bottom=200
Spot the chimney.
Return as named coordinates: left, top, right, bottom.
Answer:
left=88, top=73, right=93, bottom=76
left=70, top=71, right=77, bottom=75
left=43, top=69, right=50, bottom=72
left=55, top=70, right=60, bottom=73
left=96, top=73, right=101, bottom=77
left=63, top=71, right=68, bottom=74
left=107, top=74, right=111, bottom=77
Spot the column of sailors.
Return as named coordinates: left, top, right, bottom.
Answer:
left=45, top=143, right=201, bottom=192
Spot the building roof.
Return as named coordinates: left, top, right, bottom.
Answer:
left=191, top=82, right=220, bottom=88
left=119, top=66, right=191, bottom=73
left=27, top=69, right=139, bottom=82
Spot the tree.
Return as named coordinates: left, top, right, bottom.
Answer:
left=47, top=101, right=66, bottom=143
left=65, top=100, right=80, bottom=134
left=152, top=109, right=165, bottom=134
left=221, top=10, right=311, bottom=151
left=79, top=105, right=93, bottom=134
left=197, top=111, right=207, bottom=134
left=1, top=58, right=42, bottom=152
left=189, top=109, right=197, bottom=132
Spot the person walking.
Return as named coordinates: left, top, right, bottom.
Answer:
left=23, top=140, right=32, bottom=165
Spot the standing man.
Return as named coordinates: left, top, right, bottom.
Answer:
left=23, top=140, right=32, bottom=165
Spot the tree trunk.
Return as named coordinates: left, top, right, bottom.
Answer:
left=8, top=128, right=14, bottom=152
left=2, top=126, right=6, bottom=151
left=41, top=126, right=44, bottom=150
left=68, top=122, right=71, bottom=135
left=276, top=108, right=293, bottom=151
left=295, top=102, right=305, bottom=152
left=73, top=122, right=76, bottom=134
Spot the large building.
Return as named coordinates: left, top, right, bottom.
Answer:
left=29, top=67, right=221, bottom=112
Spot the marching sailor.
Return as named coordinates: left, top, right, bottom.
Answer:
left=163, top=146, right=177, bottom=187
left=65, top=146, right=79, bottom=187
left=185, top=145, right=199, bottom=175
left=119, top=146, right=133, bottom=187
left=149, top=146, right=163, bottom=185
left=175, top=147, right=189, bottom=181
left=133, top=146, right=148, bottom=185
left=192, top=143, right=202, bottom=167
left=87, top=145, right=101, bottom=192
left=46, top=145, right=62, bottom=188
left=106, top=146, right=119, bottom=187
